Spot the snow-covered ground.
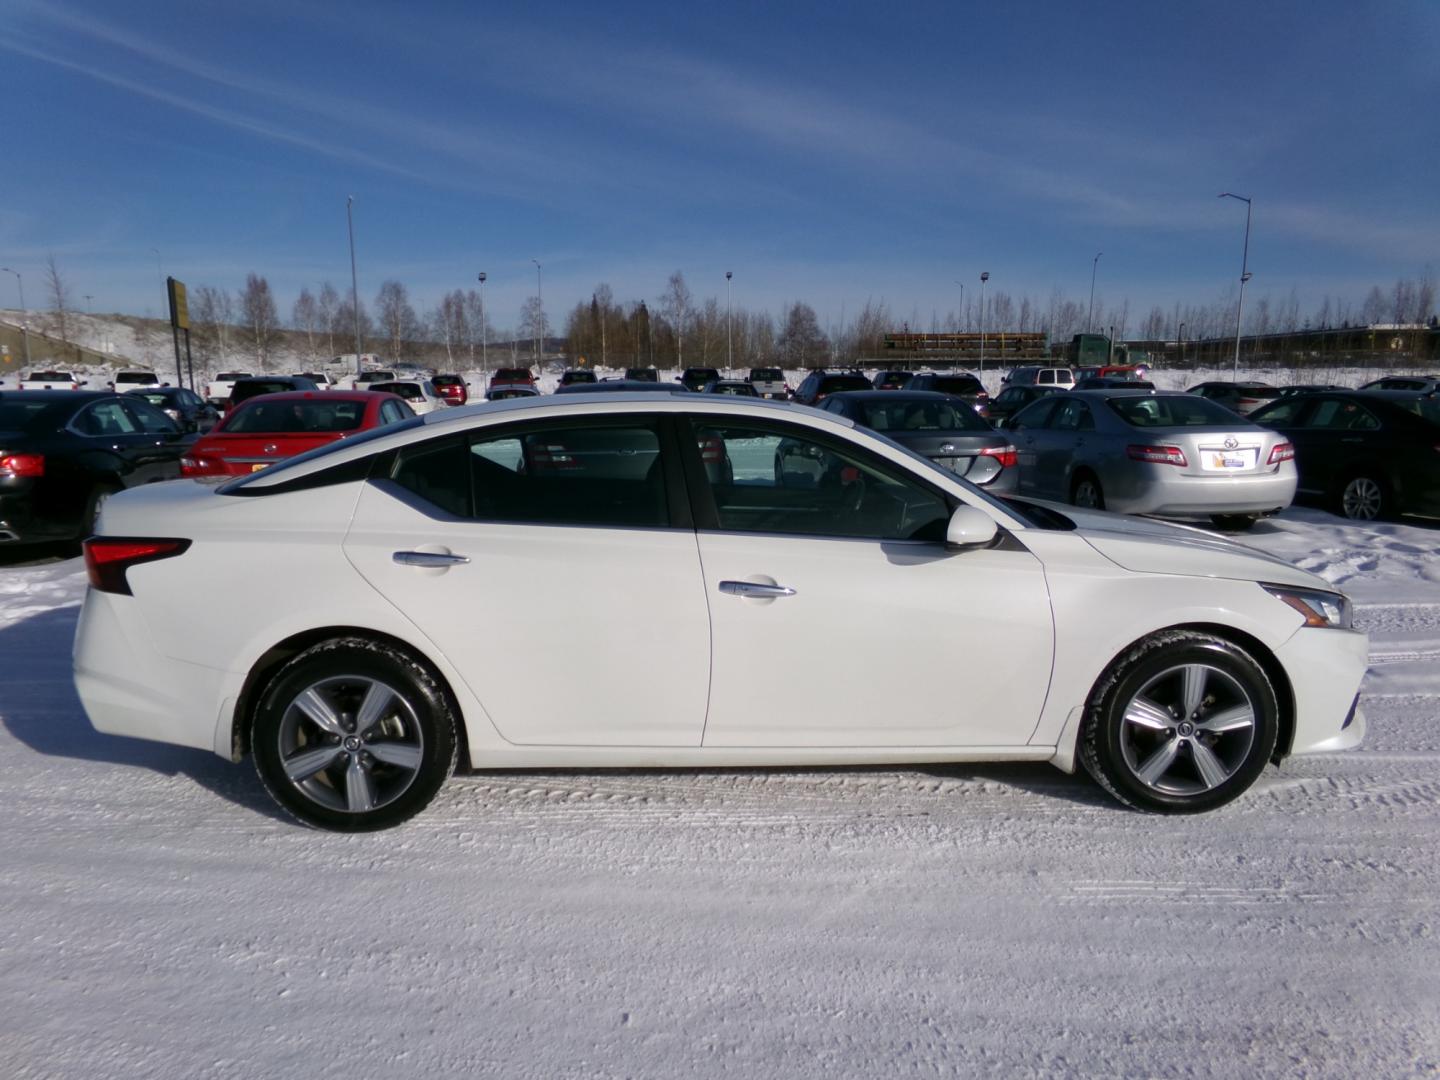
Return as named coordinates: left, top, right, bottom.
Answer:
left=2, top=513, right=1439, bottom=1076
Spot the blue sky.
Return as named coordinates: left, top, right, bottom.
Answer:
left=2, top=0, right=1437, bottom=334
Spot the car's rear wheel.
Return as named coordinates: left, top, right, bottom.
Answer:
left=1079, top=631, right=1279, bottom=813
left=1337, top=473, right=1387, bottom=521
left=252, top=638, right=456, bottom=831
left=1070, top=472, right=1104, bottom=510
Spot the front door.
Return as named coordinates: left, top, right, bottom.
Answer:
left=342, top=417, right=712, bottom=746
left=682, top=415, right=1055, bottom=748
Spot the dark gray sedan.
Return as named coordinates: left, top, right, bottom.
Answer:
left=815, top=390, right=1017, bottom=492
left=1006, top=389, right=1296, bottom=528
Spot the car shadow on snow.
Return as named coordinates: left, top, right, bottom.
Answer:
left=0, top=606, right=289, bottom=824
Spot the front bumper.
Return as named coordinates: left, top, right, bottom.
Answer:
left=1274, top=625, right=1368, bottom=757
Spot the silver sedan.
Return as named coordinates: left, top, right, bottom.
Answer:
left=1006, top=390, right=1297, bottom=528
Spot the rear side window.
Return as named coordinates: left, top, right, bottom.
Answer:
left=388, top=422, right=670, bottom=529
left=73, top=400, right=140, bottom=436
left=1307, top=400, right=1380, bottom=431
left=124, top=398, right=179, bottom=434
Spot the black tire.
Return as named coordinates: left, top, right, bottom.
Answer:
left=252, top=637, right=457, bottom=831
left=1210, top=513, right=1258, bottom=532
left=1070, top=471, right=1105, bottom=510
left=1335, top=472, right=1388, bottom=522
left=1079, top=630, right=1279, bottom=814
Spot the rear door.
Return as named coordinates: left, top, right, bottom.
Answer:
left=342, top=414, right=712, bottom=746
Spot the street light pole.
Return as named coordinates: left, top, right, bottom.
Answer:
left=83, top=294, right=93, bottom=314
left=1219, top=192, right=1253, bottom=379
left=346, top=197, right=362, bottom=376
left=477, top=272, right=487, bottom=370
left=953, top=280, right=964, bottom=332
left=725, top=271, right=733, bottom=369
left=979, top=272, right=990, bottom=374
left=1088, top=252, right=1102, bottom=334
left=1, top=268, right=30, bottom=365
left=531, top=259, right=542, bottom=362
left=1178, top=321, right=1186, bottom=367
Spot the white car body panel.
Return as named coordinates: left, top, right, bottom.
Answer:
left=698, top=530, right=1053, bottom=746
left=72, top=395, right=1369, bottom=799
left=341, top=479, right=712, bottom=746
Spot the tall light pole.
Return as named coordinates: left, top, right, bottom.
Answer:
left=953, top=280, right=964, bottom=332
left=1, top=267, right=30, bottom=365
left=1178, top=321, right=1186, bottom=367
left=346, top=197, right=363, bottom=375
left=83, top=293, right=94, bottom=314
left=531, top=259, right=542, bottom=362
left=1219, top=192, right=1253, bottom=379
left=477, top=272, right=488, bottom=369
left=725, top=271, right=733, bottom=368
left=1087, top=252, right=1102, bottom=334
left=979, top=271, right=990, bottom=374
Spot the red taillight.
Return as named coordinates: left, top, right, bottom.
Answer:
left=1268, top=442, right=1295, bottom=465
left=180, top=456, right=221, bottom=477
left=0, top=452, right=45, bottom=478
left=83, top=538, right=191, bottom=595
left=1127, top=444, right=1188, bottom=467
left=697, top=436, right=725, bottom=463
left=977, top=444, right=1018, bottom=469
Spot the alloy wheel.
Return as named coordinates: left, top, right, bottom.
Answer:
left=1118, top=663, right=1257, bottom=796
left=277, top=675, right=424, bottom=814
left=1341, top=477, right=1383, bottom=521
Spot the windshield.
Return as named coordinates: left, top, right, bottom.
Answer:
left=222, top=398, right=368, bottom=433
left=1108, top=395, right=1250, bottom=427
left=858, top=398, right=988, bottom=433
left=373, top=383, right=424, bottom=400
left=927, top=376, right=982, bottom=395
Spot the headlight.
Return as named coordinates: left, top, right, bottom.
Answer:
left=1261, top=584, right=1352, bottom=629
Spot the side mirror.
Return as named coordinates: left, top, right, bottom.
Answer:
left=946, top=505, right=998, bottom=549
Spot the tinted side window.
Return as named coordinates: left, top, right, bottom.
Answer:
left=469, top=422, right=668, bottom=528
left=691, top=421, right=950, bottom=542
left=74, top=400, right=140, bottom=436
left=1010, top=397, right=1060, bottom=430
left=391, top=437, right=471, bottom=518
left=124, top=398, right=180, bottom=434
left=1250, top=399, right=1305, bottom=426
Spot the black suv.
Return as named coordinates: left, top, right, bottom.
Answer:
left=901, top=372, right=990, bottom=415
left=791, top=371, right=873, bottom=406
left=227, top=376, right=320, bottom=411
left=678, top=367, right=721, bottom=392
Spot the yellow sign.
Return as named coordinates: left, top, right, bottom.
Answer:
left=168, top=278, right=190, bottom=330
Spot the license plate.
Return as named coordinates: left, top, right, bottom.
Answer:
left=251, top=462, right=269, bottom=473
left=1200, top=447, right=1256, bottom=471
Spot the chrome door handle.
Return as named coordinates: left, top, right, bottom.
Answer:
left=719, top=580, right=796, bottom=598
left=393, top=551, right=470, bottom=567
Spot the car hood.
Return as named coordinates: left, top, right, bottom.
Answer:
left=1044, top=504, right=1329, bottom=591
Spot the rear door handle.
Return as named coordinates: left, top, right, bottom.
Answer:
left=719, top=580, right=796, bottom=598
left=393, top=551, right=470, bottom=567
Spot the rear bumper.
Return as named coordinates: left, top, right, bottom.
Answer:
left=1115, top=468, right=1297, bottom=518
left=73, top=587, right=237, bottom=753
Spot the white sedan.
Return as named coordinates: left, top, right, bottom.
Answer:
left=73, top=395, right=1367, bottom=831
left=365, top=378, right=448, bottom=414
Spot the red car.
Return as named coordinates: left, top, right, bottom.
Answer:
left=431, top=373, right=469, bottom=406
left=488, top=367, right=536, bottom=392
left=180, top=391, right=413, bottom=477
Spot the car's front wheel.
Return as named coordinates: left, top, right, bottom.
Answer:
left=252, top=638, right=457, bottom=831
left=1079, top=631, right=1279, bottom=813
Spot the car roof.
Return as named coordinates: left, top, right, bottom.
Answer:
left=1, top=389, right=113, bottom=402
left=557, top=380, right=688, bottom=393
left=230, top=390, right=390, bottom=403
left=823, top=390, right=971, bottom=403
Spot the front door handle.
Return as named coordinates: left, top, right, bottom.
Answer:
left=719, top=580, right=796, bottom=598
left=393, top=551, right=470, bottom=567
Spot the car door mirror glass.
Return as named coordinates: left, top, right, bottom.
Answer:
left=946, top=505, right=998, bottom=549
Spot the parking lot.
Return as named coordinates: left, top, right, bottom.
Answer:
left=1, top=506, right=1437, bottom=1078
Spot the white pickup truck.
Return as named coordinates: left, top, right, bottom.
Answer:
left=20, top=370, right=89, bottom=390
left=747, top=366, right=790, bottom=400
left=204, top=371, right=256, bottom=407
left=110, top=369, right=165, bottom=391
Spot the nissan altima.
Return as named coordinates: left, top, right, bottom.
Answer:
left=73, top=394, right=1366, bottom=830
